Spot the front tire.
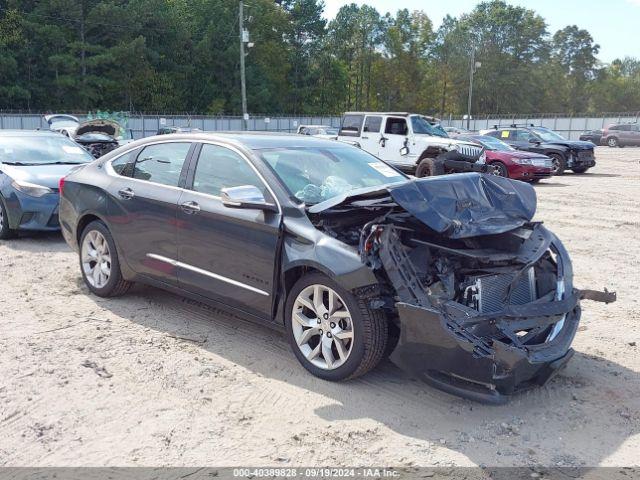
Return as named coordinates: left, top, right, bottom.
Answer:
left=285, top=273, right=388, bottom=381
left=549, top=153, right=566, bottom=175
left=0, top=197, right=16, bottom=240
left=415, top=158, right=445, bottom=177
left=607, top=137, right=619, bottom=148
left=491, top=161, right=509, bottom=178
left=79, top=220, right=131, bottom=297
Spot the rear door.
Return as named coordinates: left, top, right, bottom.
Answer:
left=107, top=141, right=194, bottom=286
left=628, top=124, right=640, bottom=145
left=360, top=115, right=383, bottom=155
left=176, top=143, right=281, bottom=319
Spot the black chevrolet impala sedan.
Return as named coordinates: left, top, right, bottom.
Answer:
left=59, top=133, right=613, bottom=403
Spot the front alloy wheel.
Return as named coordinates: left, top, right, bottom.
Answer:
left=292, top=284, right=355, bottom=370
left=0, top=199, right=16, bottom=240
left=285, top=273, right=388, bottom=381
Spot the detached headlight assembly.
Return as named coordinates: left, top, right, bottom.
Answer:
left=11, top=179, right=54, bottom=197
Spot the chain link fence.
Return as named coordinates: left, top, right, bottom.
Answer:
left=1, top=111, right=639, bottom=140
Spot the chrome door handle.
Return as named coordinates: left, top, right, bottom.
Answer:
left=118, top=187, right=135, bottom=200
left=180, top=201, right=200, bottom=214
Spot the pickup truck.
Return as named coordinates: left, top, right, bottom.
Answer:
left=337, top=112, right=485, bottom=176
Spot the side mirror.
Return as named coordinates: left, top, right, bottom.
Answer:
left=221, top=185, right=278, bottom=212
left=529, top=137, right=540, bottom=144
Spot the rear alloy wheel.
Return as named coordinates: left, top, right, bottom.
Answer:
left=607, top=137, right=619, bottom=148
left=0, top=198, right=16, bottom=240
left=549, top=153, right=566, bottom=175
left=492, top=162, right=509, bottom=178
left=286, top=273, right=388, bottom=381
left=80, top=220, right=131, bottom=297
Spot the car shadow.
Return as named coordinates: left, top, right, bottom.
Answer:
left=91, top=284, right=639, bottom=467
left=0, top=231, right=69, bottom=253
left=571, top=173, right=622, bottom=178
left=533, top=182, right=569, bottom=188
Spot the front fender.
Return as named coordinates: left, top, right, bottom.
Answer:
left=282, top=233, right=378, bottom=291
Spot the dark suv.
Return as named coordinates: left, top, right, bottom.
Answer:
left=482, top=125, right=596, bottom=175
left=601, top=123, right=640, bottom=148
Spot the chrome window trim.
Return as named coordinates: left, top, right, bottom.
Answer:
left=104, top=138, right=282, bottom=215
left=194, top=141, right=282, bottom=215
left=104, top=139, right=193, bottom=191
left=146, top=253, right=269, bottom=297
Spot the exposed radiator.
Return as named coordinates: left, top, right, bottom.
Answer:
left=464, top=268, right=536, bottom=313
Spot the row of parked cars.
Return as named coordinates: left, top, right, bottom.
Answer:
left=299, top=112, right=598, bottom=180
left=580, top=121, right=640, bottom=148
left=0, top=114, right=615, bottom=404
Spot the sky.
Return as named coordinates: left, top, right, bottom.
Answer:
left=322, top=0, right=640, bottom=62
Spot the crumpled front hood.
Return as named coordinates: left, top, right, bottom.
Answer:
left=545, top=140, right=594, bottom=150
left=387, top=173, right=537, bottom=239
left=0, top=163, right=86, bottom=189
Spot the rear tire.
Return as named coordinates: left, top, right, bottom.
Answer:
left=572, top=166, right=590, bottom=174
left=415, top=158, right=445, bottom=177
left=79, top=220, right=131, bottom=297
left=0, top=197, right=16, bottom=240
left=285, top=272, right=388, bottom=381
left=548, top=153, right=566, bottom=175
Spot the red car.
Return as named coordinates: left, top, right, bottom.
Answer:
left=457, top=135, right=554, bottom=182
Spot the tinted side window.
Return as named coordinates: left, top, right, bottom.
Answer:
left=192, top=144, right=266, bottom=197
left=340, top=115, right=364, bottom=137
left=515, top=130, right=532, bottom=142
left=133, top=142, right=191, bottom=187
left=363, top=116, right=382, bottom=133
left=111, top=149, right=137, bottom=177
left=608, top=125, right=619, bottom=131
left=619, top=125, right=631, bottom=131
left=385, top=118, right=408, bottom=135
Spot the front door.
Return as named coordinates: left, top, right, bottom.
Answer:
left=176, top=143, right=281, bottom=319
left=378, top=117, right=409, bottom=163
left=107, top=141, right=193, bottom=286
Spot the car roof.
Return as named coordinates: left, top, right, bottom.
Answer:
left=0, top=129, right=64, bottom=137
left=344, top=112, right=412, bottom=117
left=122, top=131, right=345, bottom=150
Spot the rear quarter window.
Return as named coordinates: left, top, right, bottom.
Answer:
left=340, top=115, right=364, bottom=137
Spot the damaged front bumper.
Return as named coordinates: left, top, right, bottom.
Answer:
left=390, top=297, right=580, bottom=405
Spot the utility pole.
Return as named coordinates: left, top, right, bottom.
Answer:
left=466, top=49, right=481, bottom=131
left=239, top=1, right=248, bottom=131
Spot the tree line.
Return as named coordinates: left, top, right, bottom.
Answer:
left=1, top=0, right=639, bottom=116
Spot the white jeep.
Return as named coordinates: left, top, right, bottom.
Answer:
left=337, top=112, right=485, bottom=176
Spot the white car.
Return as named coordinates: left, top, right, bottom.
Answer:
left=337, top=112, right=483, bottom=174
left=297, top=125, right=339, bottom=139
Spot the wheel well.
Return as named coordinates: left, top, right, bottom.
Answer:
left=76, top=214, right=102, bottom=244
left=283, top=265, right=321, bottom=298
left=418, top=146, right=445, bottom=160
left=546, top=151, right=565, bottom=159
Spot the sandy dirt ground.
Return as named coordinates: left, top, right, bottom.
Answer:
left=0, top=146, right=638, bottom=467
